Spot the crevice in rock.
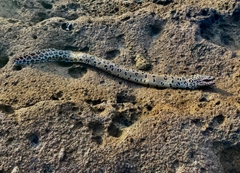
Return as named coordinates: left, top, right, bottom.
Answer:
left=199, top=9, right=240, bottom=50
left=68, top=65, right=87, bottom=78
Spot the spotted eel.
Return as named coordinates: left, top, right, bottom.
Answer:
left=13, top=48, right=215, bottom=89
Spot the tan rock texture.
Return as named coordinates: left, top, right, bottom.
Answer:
left=0, top=0, right=240, bottom=172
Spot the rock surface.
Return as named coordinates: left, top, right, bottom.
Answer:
left=0, top=0, right=240, bottom=172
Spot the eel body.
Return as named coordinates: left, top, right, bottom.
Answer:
left=13, top=48, right=215, bottom=89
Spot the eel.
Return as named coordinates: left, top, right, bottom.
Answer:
left=13, top=48, right=215, bottom=89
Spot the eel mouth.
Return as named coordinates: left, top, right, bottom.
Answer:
left=200, top=76, right=215, bottom=86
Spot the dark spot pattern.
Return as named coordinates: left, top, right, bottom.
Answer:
left=13, top=49, right=72, bottom=65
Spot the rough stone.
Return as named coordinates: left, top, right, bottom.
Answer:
left=0, top=0, right=239, bottom=172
